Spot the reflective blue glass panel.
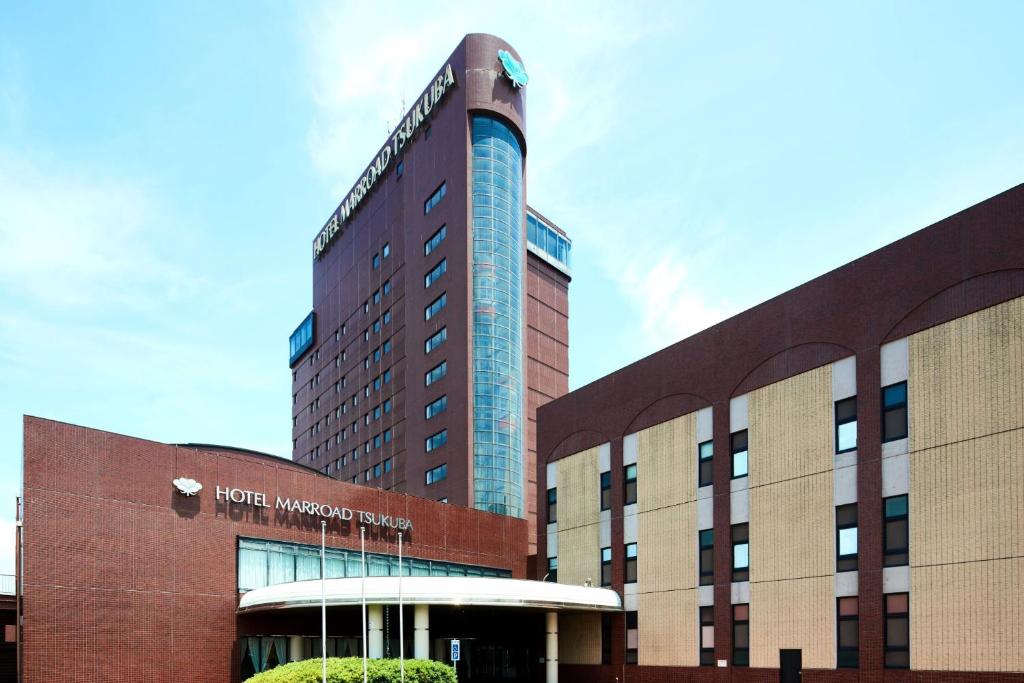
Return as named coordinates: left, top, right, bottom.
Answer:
left=471, top=116, right=524, bottom=517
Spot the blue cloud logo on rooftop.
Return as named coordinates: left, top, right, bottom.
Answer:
left=498, top=49, right=529, bottom=88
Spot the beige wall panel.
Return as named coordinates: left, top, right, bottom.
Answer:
left=909, top=297, right=1023, bottom=452
left=638, top=503, right=696, bottom=592
left=555, top=446, right=601, bottom=586
left=749, top=472, right=833, bottom=583
left=911, top=558, right=1024, bottom=672
left=750, top=576, right=834, bottom=669
left=556, top=524, right=600, bottom=587
left=560, top=613, right=602, bottom=665
left=749, top=365, right=833, bottom=487
left=639, top=589, right=697, bottom=666
left=910, top=429, right=1024, bottom=567
left=637, top=412, right=697, bottom=512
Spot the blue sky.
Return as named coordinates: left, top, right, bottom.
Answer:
left=1, top=1, right=1021, bottom=572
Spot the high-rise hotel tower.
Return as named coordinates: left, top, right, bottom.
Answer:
left=289, top=34, right=570, bottom=543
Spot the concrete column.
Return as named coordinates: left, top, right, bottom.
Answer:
left=545, top=611, right=558, bottom=683
left=368, top=604, right=384, bottom=659
left=288, top=635, right=304, bottom=662
left=414, top=604, right=430, bottom=659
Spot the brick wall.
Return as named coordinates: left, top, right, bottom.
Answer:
left=20, top=417, right=526, bottom=683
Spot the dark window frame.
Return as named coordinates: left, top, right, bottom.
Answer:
left=624, top=542, right=637, bottom=584
left=424, top=182, right=447, bottom=215
left=836, top=503, right=858, bottom=572
left=624, top=463, right=637, bottom=506
left=731, top=523, right=749, bottom=582
left=698, top=439, right=713, bottom=487
left=699, top=606, right=714, bottom=666
left=699, top=529, right=714, bottom=586
left=881, top=382, right=908, bottom=443
left=884, top=593, right=909, bottom=669
left=599, top=471, right=611, bottom=511
left=731, top=430, right=748, bottom=479
left=883, top=494, right=909, bottom=567
left=733, top=604, right=749, bottom=667
left=600, top=547, right=612, bottom=587
left=546, top=487, right=557, bottom=524
left=835, top=396, right=858, bottom=453
left=837, top=597, right=859, bottom=668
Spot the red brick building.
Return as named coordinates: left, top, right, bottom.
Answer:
left=18, top=417, right=536, bottom=682
left=288, top=33, right=571, bottom=554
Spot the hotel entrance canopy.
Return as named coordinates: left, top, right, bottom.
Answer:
left=237, top=576, right=622, bottom=613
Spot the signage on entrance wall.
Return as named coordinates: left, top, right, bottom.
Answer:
left=172, top=477, right=414, bottom=531
left=312, top=63, right=458, bottom=261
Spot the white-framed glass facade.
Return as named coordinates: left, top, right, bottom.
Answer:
left=237, top=537, right=509, bottom=592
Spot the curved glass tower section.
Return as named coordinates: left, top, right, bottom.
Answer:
left=470, top=115, right=524, bottom=517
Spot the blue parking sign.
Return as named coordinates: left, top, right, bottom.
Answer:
left=450, top=639, right=461, bottom=662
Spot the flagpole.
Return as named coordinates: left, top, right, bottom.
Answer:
left=321, top=520, right=327, bottom=683
left=398, top=531, right=405, bottom=682
left=361, top=526, right=368, bottom=683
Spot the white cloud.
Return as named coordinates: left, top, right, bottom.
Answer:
left=0, top=153, right=204, bottom=310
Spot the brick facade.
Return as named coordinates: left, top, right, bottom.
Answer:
left=20, top=417, right=525, bottom=683
left=536, top=184, right=1024, bottom=682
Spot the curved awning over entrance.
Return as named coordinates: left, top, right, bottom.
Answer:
left=237, top=576, right=622, bottom=614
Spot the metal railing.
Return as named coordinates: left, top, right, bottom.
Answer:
left=0, top=573, right=14, bottom=595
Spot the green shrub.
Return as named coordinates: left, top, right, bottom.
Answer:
left=243, top=657, right=457, bottom=683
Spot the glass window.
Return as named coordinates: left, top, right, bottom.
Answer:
left=733, top=604, right=749, bottom=667
left=424, top=225, right=447, bottom=256
left=699, top=529, right=714, bottom=586
left=424, top=182, right=447, bottom=214
left=425, top=429, right=448, bottom=452
left=624, top=463, right=637, bottom=506
left=425, top=361, right=447, bottom=387
left=731, top=430, right=748, bottom=478
left=547, top=556, right=557, bottom=582
left=425, top=395, right=447, bottom=420
left=425, top=463, right=447, bottom=485
left=732, top=523, right=749, bottom=581
left=884, top=495, right=909, bottom=566
left=885, top=593, right=909, bottom=668
left=837, top=504, right=858, bottom=571
left=599, top=471, right=611, bottom=510
left=424, top=258, right=447, bottom=288
left=289, top=312, right=315, bottom=367
left=700, top=606, right=715, bottom=665
left=837, top=597, right=859, bottom=668
left=836, top=396, right=857, bottom=453
left=698, top=439, right=713, bottom=487
left=425, top=292, right=447, bottom=320
left=425, top=327, right=447, bottom=354
left=546, top=487, right=556, bottom=523
left=882, top=382, right=908, bottom=442
left=624, top=542, right=637, bottom=584
left=600, top=547, right=612, bottom=586
left=372, top=253, right=380, bottom=270
left=470, top=116, right=525, bottom=518
left=382, top=242, right=390, bottom=258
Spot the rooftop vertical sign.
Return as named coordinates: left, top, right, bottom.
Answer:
left=313, top=63, right=458, bottom=260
